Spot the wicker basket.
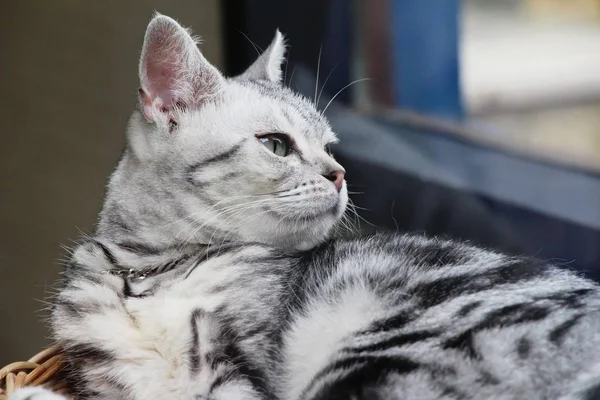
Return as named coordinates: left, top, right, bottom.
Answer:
left=0, top=345, right=71, bottom=399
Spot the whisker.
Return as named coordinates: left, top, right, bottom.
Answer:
left=238, top=30, right=263, bottom=55
left=163, top=192, right=287, bottom=231
left=348, top=204, right=369, bottom=211
left=317, top=63, right=338, bottom=107
left=314, top=45, right=323, bottom=106
left=322, top=78, right=372, bottom=115
left=283, top=47, right=292, bottom=85
left=288, top=66, right=297, bottom=87
left=346, top=198, right=376, bottom=228
left=346, top=183, right=369, bottom=189
left=390, top=199, right=399, bottom=231
left=179, top=197, right=283, bottom=247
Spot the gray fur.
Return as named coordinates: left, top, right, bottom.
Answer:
left=35, top=235, right=600, bottom=400
left=10, top=14, right=600, bottom=400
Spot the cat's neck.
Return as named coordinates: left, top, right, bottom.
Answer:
left=71, top=233, right=211, bottom=273
left=94, top=218, right=229, bottom=257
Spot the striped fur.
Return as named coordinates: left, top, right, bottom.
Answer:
left=14, top=235, right=600, bottom=400
left=11, top=14, right=600, bottom=400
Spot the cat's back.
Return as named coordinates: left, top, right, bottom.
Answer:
left=53, top=234, right=600, bottom=400
left=284, top=233, right=600, bottom=400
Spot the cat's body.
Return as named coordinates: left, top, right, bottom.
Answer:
left=12, top=13, right=600, bottom=400
left=18, top=234, right=600, bottom=400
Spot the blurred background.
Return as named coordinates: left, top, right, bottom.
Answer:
left=1, top=0, right=599, bottom=365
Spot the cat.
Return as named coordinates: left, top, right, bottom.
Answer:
left=11, top=13, right=600, bottom=400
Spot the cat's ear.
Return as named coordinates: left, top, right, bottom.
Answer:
left=138, top=14, right=224, bottom=122
left=238, top=30, right=286, bottom=83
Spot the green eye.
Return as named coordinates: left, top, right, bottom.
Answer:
left=258, top=134, right=291, bottom=157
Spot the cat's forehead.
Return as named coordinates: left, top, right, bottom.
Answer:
left=231, top=79, right=336, bottom=144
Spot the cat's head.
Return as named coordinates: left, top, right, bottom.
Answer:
left=97, top=14, right=347, bottom=251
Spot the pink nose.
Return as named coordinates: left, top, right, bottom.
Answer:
left=324, top=170, right=345, bottom=192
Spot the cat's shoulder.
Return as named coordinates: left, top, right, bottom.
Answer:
left=307, top=231, right=538, bottom=273
left=326, top=231, right=492, bottom=257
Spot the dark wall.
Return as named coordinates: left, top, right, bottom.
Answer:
left=0, top=0, right=223, bottom=365
left=222, top=0, right=331, bottom=77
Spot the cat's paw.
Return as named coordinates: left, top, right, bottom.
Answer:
left=8, top=387, right=68, bottom=400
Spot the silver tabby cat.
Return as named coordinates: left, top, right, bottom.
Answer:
left=12, top=13, right=600, bottom=400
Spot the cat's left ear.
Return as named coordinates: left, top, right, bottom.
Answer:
left=238, top=30, right=286, bottom=83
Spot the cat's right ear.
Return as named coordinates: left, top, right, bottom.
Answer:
left=138, top=14, right=224, bottom=123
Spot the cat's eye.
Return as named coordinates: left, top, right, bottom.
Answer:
left=257, top=134, right=292, bottom=157
left=325, top=143, right=333, bottom=155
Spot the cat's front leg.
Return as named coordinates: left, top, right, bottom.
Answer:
left=8, top=387, right=68, bottom=400
left=8, top=386, right=262, bottom=400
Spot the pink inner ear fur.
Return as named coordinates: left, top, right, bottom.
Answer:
left=140, top=19, right=190, bottom=118
left=145, top=56, right=180, bottom=106
left=138, top=89, right=159, bottom=121
left=140, top=56, right=180, bottom=122
left=138, top=16, right=224, bottom=124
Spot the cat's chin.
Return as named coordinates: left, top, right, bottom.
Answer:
left=261, top=217, right=336, bottom=252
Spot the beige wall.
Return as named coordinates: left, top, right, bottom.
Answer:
left=0, top=1, right=222, bottom=365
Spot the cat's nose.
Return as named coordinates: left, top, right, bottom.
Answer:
left=324, top=170, right=345, bottom=192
